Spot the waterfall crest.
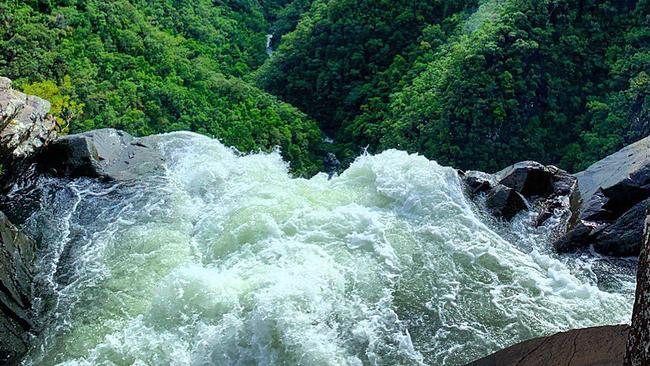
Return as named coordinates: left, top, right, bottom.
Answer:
left=13, top=132, right=634, bottom=366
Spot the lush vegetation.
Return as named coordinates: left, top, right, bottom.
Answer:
left=258, top=0, right=650, bottom=172
left=2, top=0, right=648, bottom=174
left=0, top=0, right=323, bottom=174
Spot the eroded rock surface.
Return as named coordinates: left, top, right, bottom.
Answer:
left=0, top=211, right=36, bottom=365
left=39, top=128, right=165, bottom=181
left=555, top=135, right=650, bottom=256
left=462, top=161, right=579, bottom=227
left=624, top=207, right=650, bottom=366
left=468, top=325, right=629, bottom=366
left=0, top=77, right=57, bottom=160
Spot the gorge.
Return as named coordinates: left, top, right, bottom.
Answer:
left=1, top=0, right=649, bottom=364
left=0, top=81, right=646, bottom=365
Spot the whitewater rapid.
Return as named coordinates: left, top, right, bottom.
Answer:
left=13, top=132, right=635, bottom=365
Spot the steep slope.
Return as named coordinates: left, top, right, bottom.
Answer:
left=256, top=0, right=479, bottom=132
left=0, top=0, right=323, bottom=174
left=258, top=0, right=649, bottom=172
left=375, top=0, right=649, bottom=172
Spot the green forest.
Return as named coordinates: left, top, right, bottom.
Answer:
left=2, top=0, right=649, bottom=174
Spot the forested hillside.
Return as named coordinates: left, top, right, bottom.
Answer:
left=0, top=0, right=322, bottom=174
left=1, top=0, right=648, bottom=174
left=257, top=0, right=649, bottom=172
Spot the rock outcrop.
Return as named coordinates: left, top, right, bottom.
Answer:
left=0, top=77, right=57, bottom=364
left=624, top=207, right=650, bottom=366
left=0, top=211, right=36, bottom=365
left=554, top=135, right=650, bottom=256
left=462, top=161, right=579, bottom=227
left=38, top=128, right=165, bottom=181
left=485, top=184, right=527, bottom=220
left=0, top=77, right=57, bottom=161
left=468, top=325, right=629, bottom=366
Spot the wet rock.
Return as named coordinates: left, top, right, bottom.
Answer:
left=0, top=211, right=35, bottom=365
left=461, top=171, right=494, bottom=195
left=485, top=184, right=527, bottom=220
left=468, top=325, right=629, bottom=366
left=39, top=128, right=165, bottom=181
left=496, top=161, right=554, bottom=197
left=0, top=76, right=57, bottom=160
left=555, top=200, right=649, bottom=257
left=463, top=161, right=578, bottom=226
left=575, top=135, right=650, bottom=221
left=553, top=220, right=598, bottom=253
left=555, top=135, right=650, bottom=256
left=591, top=198, right=649, bottom=256
left=324, top=152, right=340, bottom=179
left=625, top=207, right=650, bottom=366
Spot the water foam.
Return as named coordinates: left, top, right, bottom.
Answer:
left=19, top=132, right=634, bottom=365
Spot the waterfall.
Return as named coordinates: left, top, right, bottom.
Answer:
left=10, top=132, right=634, bottom=366
left=266, top=34, right=274, bottom=56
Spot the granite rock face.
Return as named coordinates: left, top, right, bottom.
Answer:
left=0, top=77, right=57, bottom=160
left=555, top=135, right=650, bottom=256
left=485, top=184, right=527, bottom=220
left=462, top=161, right=579, bottom=227
left=468, top=325, right=629, bottom=366
left=0, top=77, right=54, bottom=364
left=39, top=128, right=165, bottom=181
left=0, top=211, right=36, bottom=365
left=625, top=207, right=650, bottom=366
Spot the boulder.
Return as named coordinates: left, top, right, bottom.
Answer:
left=461, top=170, right=494, bottom=195
left=625, top=207, right=650, bottom=366
left=468, top=325, right=629, bottom=366
left=0, top=77, right=57, bottom=160
left=462, top=161, right=578, bottom=225
left=0, top=211, right=35, bottom=365
left=485, top=184, right=528, bottom=220
left=555, top=199, right=649, bottom=257
left=553, top=221, right=598, bottom=253
left=590, top=198, right=649, bottom=256
left=496, top=161, right=554, bottom=197
left=39, top=128, right=165, bottom=181
left=555, top=135, right=650, bottom=256
left=575, top=135, right=650, bottom=221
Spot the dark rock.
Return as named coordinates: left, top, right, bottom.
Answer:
left=534, top=168, right=580, bottom=227
left=0, top=211, right=35, bottom=365
left=555, top=199, right=649, bottom=256
left=496, top=162, right=579, bottom=226
left=580, top=190, right=612, bottom=222
left=485, top=184, right=528, bottom=220
left=555, top=135, right=650, bottom=256
left=575, top=135, right=650, bottom=220
left=468, top=325, right=629, bottom=366
left=625, top=207, right=650, bottom=366
left=39, top=128, right=165, bottom=181
left=497, top=161, right=555, bottom=197
left=323, top=152, right=340, bottom=179
left=0, top=76, right=57, bottom=160
left=462, top=171, right=494, bottom=195
left=466, top=161, right=578, bottom=226
left=553, top=220, right=598, bottom=253
left=591, top=198, right=649, bottom=256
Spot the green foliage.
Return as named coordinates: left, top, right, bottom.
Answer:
left=3, top=0, right=649, bottom=174
left=258, top=0, right=650, bottom=172
left=0, top=0, right=324, bottom=175
left=20, top=75, right=83, bottom=133
left=257, top=0, right=479, bottom=132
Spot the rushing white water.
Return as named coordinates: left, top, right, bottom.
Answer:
left=15, top=132, right=635, bottom=365
left=266, top=34, right=274, bottom=56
